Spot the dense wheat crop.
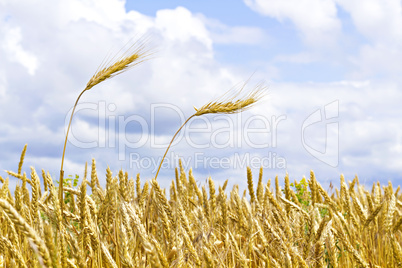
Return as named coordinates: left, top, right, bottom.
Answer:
left=0, top=147, right=402, bottom=267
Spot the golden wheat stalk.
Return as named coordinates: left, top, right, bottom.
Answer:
left=0, top=199, right=53, bottom=267
left=4, top=148, right=402, bottom=267
left=154, top=82, right=265, bottom=179
left=60, top=37, right=152, bottom=209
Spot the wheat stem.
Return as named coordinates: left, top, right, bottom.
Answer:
left=154, top=115, right=195, bottom=180
left=59, top=40, right=150, bottom=210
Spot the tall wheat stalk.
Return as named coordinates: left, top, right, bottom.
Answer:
left=154, top=82, right=265, bottom=180
left=60, top=38, right=152, bottom=210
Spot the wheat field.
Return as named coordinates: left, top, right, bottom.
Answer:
left=0, top=146, right=402, bottom=267
left=2, top=38, right=402, bottom=267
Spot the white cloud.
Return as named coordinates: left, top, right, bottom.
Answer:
left=244, top=0, right=341, bottom=45
left=62, top=0, right=127, bottom=31
left=333, top=0, right=402, bottom=80
left=1, top=25, right=39, bottom=75
left=155, top=7, right=212, bottom=49
left=335, top=0, right=402, bottom=43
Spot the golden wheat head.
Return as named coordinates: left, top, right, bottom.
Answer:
left=85, top=37, right=153, bottom=91
left=194, top=82, right=265, bottom=116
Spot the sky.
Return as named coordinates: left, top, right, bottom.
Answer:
left=1, top=0, right=402, bottom=192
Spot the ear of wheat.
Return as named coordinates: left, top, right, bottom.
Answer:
left=194, top=82, right=265, bottom=116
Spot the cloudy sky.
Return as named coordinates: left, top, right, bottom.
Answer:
left=1, top=0, right=402, bottom=191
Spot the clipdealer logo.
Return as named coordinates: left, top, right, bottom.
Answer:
left=65, top=100, right=339, bottom=170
